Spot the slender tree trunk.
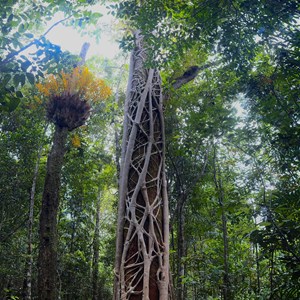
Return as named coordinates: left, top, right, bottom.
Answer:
left=113, top=61, right=127, bottom=182
left=169, top=226, right=176, bottom=300
left=169, top=144, right=210, bottom=300
left=269, top=250, right=274, bottom=297
left=114, top=32, right=170, bottom=300
left=37, top=125, right=68, bottom=300
left=69, top=216, right=76, bottom=254
left=64, top=213, right=76, bottom=300
left=220, top=202, right=230, bottom=300
left=22, top=128, right=46, bottom=300
left=176, top=197, right=187, bottom=300
left=213, top=146, right=231, bottom=300
left=255, top=242, right=261, bottom=295
left=92, top=191, right=101, bottom=300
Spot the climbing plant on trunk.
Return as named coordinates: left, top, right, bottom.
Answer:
left=114, top=32, right=170, bottom=300
left=113, top=30, right=204, bottom=299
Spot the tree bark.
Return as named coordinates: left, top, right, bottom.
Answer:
left=113, top=31, right=208, bottom=300
left=255, top=242, right=261, bottom=295
left=22, top=143, right=43, bottom=300
left=37, top=125, right=68, bottom=300
left=168, top=142, right=210, bottom=300
left=220, top=201, right=230, bottom=300
left=114, top=32, right=170, bottom=300
left=213, top=146, right=231, bottom=300
left=113, top=61, right=127, bottom=183
left=92, top=191, right=101, bottom=300
left=176, top=196, right=187, bottom=300
left=269, top=250, right=274, bottom=297
left=22, top=124, right=47, bottom=300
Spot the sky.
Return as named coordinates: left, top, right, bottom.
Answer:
left=46, top=6, right=120, bottom=60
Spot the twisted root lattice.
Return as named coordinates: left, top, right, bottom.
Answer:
left=117, top=35, right=169, bottom=300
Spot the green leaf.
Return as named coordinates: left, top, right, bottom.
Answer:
left=36, top=49, right=44, bottom=56
left=2, top=74, right=11, bottom=86
left=26, top=73, right=35, bottom=85
left=18, top=23, right=25, bottom=33
left=21, top=61, right=31, bottom=71
left=7, top=14, right=13, bottom=23
left=16, top=91, right=23, bottom=98
left=0, top=102, right=9, bottom=112
left=258, top=221, right=272, bottom=227
left=13, top=74, right=22, bottom=86
left=7, top=97, right=20, bottom=112
left=37, top=70, right=44, bottom=78
left=8, top=85, right=15, bottom=92
left=24, top=33, right=34, bottom=39
left=2, top=26, right=10, bottom=34
left=20, top=74, right=26, bottom=86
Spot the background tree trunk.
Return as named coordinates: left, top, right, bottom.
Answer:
left=176, top=196, right=187, bottom=300
left=114, top=32, right=170, bottom=300
left=37, top=125, right=68, bottom=300
left=213, top=146, right=231, bottom=300
left=22, top=124, right=48, bottom=300
left=220, top=202, right=230, bottom=300
left=92, top=191, right=101, bottom=300
left=255, top=242, right=261, bottom=296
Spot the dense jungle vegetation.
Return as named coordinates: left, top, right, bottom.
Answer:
left=0, top=0, right=299, bottom=299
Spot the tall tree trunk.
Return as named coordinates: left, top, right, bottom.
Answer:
left=22, top=152, right=41, bottom=299
left=114, top=32, right=170, bottom=300
left=113, top=61, right=127, bottom=182
left=213, top=146, right=231, bottom=300
left=92, top=191, right=101, bottom=300
left=176, top=197, right=187, bottom=300
left=253, top=215, right=261, bottom=296
left=220, top=201, right=230, bottom=300
left=169, top=143, right=210, bottom=300
left=255, top=242, right=261, bottom=295
left=37, top=125, right=68, bottom=300
left=22, top=126, right=46, bottom=300
left=269, top=250, right=274, bottom=297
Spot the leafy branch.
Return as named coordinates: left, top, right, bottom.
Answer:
left=0, top=16, right=72, bottom=66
